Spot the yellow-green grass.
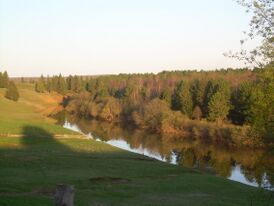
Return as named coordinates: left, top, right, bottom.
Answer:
left=0, top=83, right=273, bottom=205
left=0, top=135, right=272, bottom=206
left=0, top=86, right=73, bottom=135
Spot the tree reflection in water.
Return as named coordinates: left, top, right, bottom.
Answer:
left=53, top=112, right=274, bottom=190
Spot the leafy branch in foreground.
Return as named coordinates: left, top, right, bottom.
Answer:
left=225, top=0, right=274, bottom=67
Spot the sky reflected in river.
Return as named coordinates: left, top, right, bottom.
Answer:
left=59, top=114, right=274, bottom=190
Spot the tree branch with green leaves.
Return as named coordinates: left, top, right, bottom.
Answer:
left=225, top=0, right=274, bottom=67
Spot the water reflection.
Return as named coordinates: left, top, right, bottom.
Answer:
left=55, top=112, right=274, bottom=189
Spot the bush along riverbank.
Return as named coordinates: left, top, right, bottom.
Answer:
left=56, top=68, right=273, bottom=148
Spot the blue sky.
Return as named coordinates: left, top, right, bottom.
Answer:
left=0, top=0, right=256, bottom=77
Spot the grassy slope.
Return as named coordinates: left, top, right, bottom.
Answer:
left=0, top=84, right=74, bottom=135
left=0, top=84, right=272, bottom=206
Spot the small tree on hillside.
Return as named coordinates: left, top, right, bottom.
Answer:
left=5, top=81, right=20, bottom=101
left=2, top=71, right=9, bottom=88
left=0, top=71, right=9, bottom=88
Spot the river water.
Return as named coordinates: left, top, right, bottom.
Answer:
left=55, top=113, right=274, bottom=190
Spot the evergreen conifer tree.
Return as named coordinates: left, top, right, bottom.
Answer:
left=172, top=81, right=193, bottom=117
left=57, top=74, right=67, bottom=95
left=5, top=81, right=19, bottom=101
left=2, top=71, right=9, bottom=88
left=208, top=92, right=230, bottom=122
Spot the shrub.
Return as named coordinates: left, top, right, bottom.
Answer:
left=5, top=81, right=19, bottom=101
left=192, top=105, right=203, bottom=120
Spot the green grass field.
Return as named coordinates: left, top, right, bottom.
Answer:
left=0, top=86, right=74, bottom=135
left=0, top=84, right=273, bottom=205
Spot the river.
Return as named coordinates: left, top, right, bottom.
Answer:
left=54, top=112, right=274, bottom=190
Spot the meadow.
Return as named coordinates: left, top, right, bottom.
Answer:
left=0, top=84, right=273, bottom=206
left=0, top=85, right=74, bottom=136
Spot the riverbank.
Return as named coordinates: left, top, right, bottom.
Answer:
left=60, top=116, right=274, bottom=189
left=0, top=84, right=273, bottom=205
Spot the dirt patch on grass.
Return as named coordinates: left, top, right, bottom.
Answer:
left=89, top=176, right=131, bottom=184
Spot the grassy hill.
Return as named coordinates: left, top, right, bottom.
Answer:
left=0, top=84, right=73, bottom=135
left=0, top=83, right=272, bottom=206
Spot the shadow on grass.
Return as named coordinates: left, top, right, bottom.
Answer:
left=23, top=126, right=54, bottom=138
left=19, top=126, right=77, bottom=156
left=0, top=125, right=149, bottom=205
left=21, top=126, right=55, bottom=144
left=0, top=125, right=273, bottom=206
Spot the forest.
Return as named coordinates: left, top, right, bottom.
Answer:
left=1, top=0, right=274, bottom=205
left=17, top=0, right=273, bottom=149
left=32, top=66, right=274, bottom=148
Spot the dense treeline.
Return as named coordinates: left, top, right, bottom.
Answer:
left=0, top=71, right=19, bottom=101
left=35, top=74, right=68, bottom=94
left=36, top=67, right=274, bottom=146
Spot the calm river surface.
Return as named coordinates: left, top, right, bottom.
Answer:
left=55, top=113, right=274, bottom=190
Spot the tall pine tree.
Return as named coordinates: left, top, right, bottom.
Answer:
left=205, top=79, right=231, bottom=121
left=172, top=81, right=193, bottom=117
left=57, top=74, right=67, bottom=95
left=2, top=71, right=9, bottom=88
left=0, top=71, right=9, bottom=88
